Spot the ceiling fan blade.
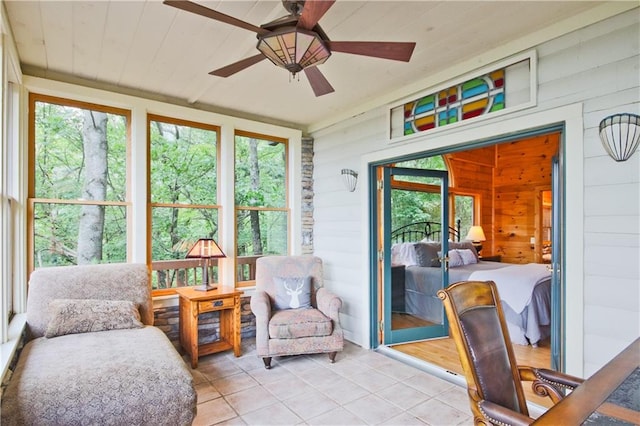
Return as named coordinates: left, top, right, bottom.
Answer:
left=304, top=66, right=334, bottom=97
left=327, top=41, right=416, bottom=62
left=210, top=54, right=267, bottom=77
left=297, top=0, right=336, bottom=30
left=164, top=0, right=269, bottom=35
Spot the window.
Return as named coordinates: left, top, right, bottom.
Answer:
left=235, top=131, right=288, bottom=286
left=148, top=115, right=220, bottom=294
left=28, top=94, right=130, bottom=272
left=391, top=156, right=478, bottom=235
left=453, top=194, right=474, bottom=238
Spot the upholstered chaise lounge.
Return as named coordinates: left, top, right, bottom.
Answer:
left=1, top=263, right=197, bottom=425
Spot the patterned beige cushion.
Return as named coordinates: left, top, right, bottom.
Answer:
left=269, top=308, right=333, bottom=339
left=27, top=263, right=153, bottom=339
left=1, top=327, right=196, bottom=425
left=45, top=299, right=144, bottom=338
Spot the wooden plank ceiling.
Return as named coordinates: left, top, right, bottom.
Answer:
left=3, top=0, right=606, bottom=130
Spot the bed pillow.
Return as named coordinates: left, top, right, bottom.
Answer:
left=391, top=242, right=418, bottom=266
left=447, top=250, right=464, bottom=267
left=414, top=242, right=442, bottom=267
left=45, top=299, right=143, bottom=338
left=458, top=249, right=478, bottom=265
left=273, top=276, right=312, bottom=310
left=451, top=241, right=479, bottom=261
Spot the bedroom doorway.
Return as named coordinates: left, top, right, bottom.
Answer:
left=371, top=128, right=563, bottom=373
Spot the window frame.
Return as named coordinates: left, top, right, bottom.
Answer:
left=147, top=114, right=222, bottom=296
left=391, top=172, right=481, bottom=232
left=27, top=93, right=132, bottom=274
left=234, top=129, right=290, bottom=288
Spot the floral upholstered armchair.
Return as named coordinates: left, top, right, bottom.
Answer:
left=250, top=255, right=344, bottom=369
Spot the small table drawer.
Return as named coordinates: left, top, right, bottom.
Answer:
left=198, top=297, right=234, bottom=313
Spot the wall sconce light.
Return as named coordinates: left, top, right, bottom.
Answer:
left=530, top=237, right=535, bottom=250
left=598, top=113, right=640, bottom=162
left=341, top=169, right=358, bottom=192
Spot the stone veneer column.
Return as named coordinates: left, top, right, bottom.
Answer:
left=301, top=137, right=314, bottom=255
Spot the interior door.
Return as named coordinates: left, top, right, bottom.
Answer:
left=380, top=166, right=450, bottom=344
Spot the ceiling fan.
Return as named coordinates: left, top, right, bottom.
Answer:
left=163, top=0, right=416, bottom=97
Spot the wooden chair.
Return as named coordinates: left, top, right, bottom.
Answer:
left=437, top=281, right=583, bottom=425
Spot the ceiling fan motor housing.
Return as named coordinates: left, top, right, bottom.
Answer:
left=282, top=0, right=305, bottom=16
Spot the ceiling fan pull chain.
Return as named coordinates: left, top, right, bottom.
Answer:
left=288, top=73, right=301, bottom=84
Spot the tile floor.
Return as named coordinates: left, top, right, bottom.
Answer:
left=187, top=339, right=472, bottom=425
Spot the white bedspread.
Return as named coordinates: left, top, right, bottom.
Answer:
left=468, top=263, right=551, bottom=313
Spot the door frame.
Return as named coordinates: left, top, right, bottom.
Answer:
left=364, top=103, right=584, bottom=375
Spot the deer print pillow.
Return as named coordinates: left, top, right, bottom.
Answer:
left=273, top=276, right=312, bottom=310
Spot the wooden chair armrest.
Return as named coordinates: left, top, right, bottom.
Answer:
left=519, top=366, right=584, bottom=403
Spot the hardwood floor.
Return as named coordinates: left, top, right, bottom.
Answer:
left=391, top=312, right=436, bottom=329
left=391, top=336, right=553, bottom=408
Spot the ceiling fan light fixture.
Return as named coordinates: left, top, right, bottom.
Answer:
left=257, top=27, right=331, bottom=76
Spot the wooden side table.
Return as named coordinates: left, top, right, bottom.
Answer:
left=175, top=286, right=243, bottom=368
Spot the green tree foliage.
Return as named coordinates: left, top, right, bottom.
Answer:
left=391, top=156, right=446, bottom=229
left=391, top=190, right=442, bottom=230
left=235, top=136, right=287, bottom=258
left=150, top=120, right=219, bottom=261
left=454, top=195, right=473, bottom=238
left=390, top=156, right=473, bottom=238
left=33, top=101, right=127, bottom=267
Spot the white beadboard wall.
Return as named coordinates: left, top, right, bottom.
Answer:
left=311, top=9, right=639, bottom=377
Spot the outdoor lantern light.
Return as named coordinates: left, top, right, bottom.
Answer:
left=598, top=113, right=640, bottom=162
left=465, top=226, right=486, bottom=256
left=341, top=169, right=358, bottom=192
left=257, top=27, right=331, bottom=77
left=186, top=238, right=226, bottom=291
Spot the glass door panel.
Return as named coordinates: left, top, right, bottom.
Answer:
left=381, top=166, right=450, bottom=344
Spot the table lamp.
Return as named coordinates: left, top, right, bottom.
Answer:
left=465, top=226, right=486, bottom=256
left=186, top=238, right=225, bottom=291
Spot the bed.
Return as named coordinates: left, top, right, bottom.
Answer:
left=391, top=221, right=551, bottom=347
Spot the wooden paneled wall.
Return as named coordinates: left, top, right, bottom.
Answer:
left=494, top=133, right=559, bottom=263
left=445, top=146, right=495, bottom=248
left=445, top=133, right=560, bottom=263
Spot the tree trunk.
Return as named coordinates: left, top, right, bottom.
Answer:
left=249, top=138, right=263, bottom=254
left=77, top=110, right=108, bottom=264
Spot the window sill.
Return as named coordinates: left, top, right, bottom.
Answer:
left=1, top=313, right=26, bottom=382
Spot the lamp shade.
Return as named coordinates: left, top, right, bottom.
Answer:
left=186, top=238, right=226, bottom=259
left=465, top=226, right=486, bottom=242
left=257, top=27, right=331, bottom=75
left=598, top=113, right=640, bottom=162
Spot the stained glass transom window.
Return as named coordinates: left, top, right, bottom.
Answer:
left=403, top=69, right=505, bottom=136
